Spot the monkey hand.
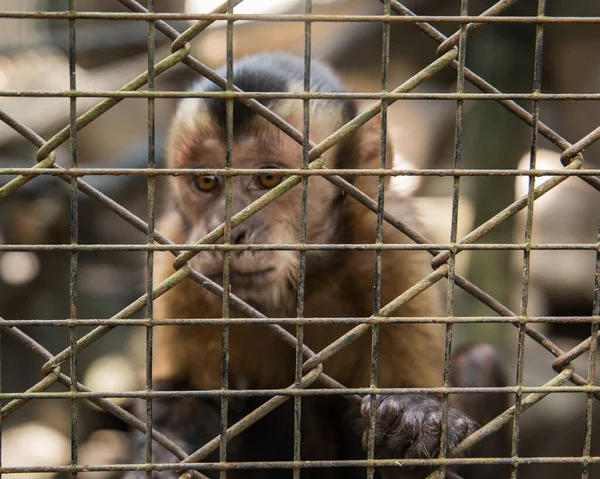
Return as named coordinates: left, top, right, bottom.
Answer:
left=360, top=394, right=476, bottom=470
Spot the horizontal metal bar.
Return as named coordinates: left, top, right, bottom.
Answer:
left=4, top=167, right=600, bottom=177
left=3, top=455, right=600, bottom=475
left=1, top=243, right=599, bottom=252
left=2, top=90, right=600, bottom=101
left=0, top=316, right=598, bottom=327
left=0, top=12, right=599, bottom=24
left=3, top=384, right=600, bottom=401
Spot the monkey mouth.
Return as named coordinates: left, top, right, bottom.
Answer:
left=201, top=266, right=277, bottom=287
left=227, top=267, right=277, bottom=288
left=230, top=267, right=276, bottom=278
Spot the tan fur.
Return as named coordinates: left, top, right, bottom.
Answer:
left=152, top=212, right=295, bottom=389
left=152, top=95, right=444, bottom=393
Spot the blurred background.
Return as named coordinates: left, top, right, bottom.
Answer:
left=2, top=0, right=600, bottom=477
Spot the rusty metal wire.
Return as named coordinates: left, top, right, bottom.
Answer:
left=1, top=0, right=600, bottom=477
left=0, top=11, right=600, bottom=24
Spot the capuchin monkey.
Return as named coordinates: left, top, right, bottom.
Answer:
left=126, top=53, right=509, bottom=479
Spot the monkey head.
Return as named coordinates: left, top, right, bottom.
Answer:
left=165, top=53, right=386, bottom=315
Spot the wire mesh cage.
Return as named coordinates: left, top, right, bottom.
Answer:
left=2, top=1, right=600, bottom=478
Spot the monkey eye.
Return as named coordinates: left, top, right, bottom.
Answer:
left=256, top=172, right=283, bottom=189
left=194, top=175, right=219, bottom=192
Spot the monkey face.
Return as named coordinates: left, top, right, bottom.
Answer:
left=165, top=100, right=348, bottom=315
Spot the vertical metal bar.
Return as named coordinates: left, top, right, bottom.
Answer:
left=293, top=1, right=312, bottom=477
left=511, top=2, right=546, bottom=478
left=0, top=263, right=2, bottom=473
left=68, top=2, right=79, bottom=478
left=145, top=0, right=156, bottom=477
left=220, top=2, right=235, bottom=477
left=368, top=2, right=390, bottom=477
left=0, top=312, right=1, bottom=479
left=582, top=221, right=600, bottom=479
left=440, top=1, right=468, bottom=474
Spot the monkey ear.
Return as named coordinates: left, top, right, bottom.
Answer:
left=341, top=112, right=394, bottom=197
left=352, top=112, right=394, bottom=171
